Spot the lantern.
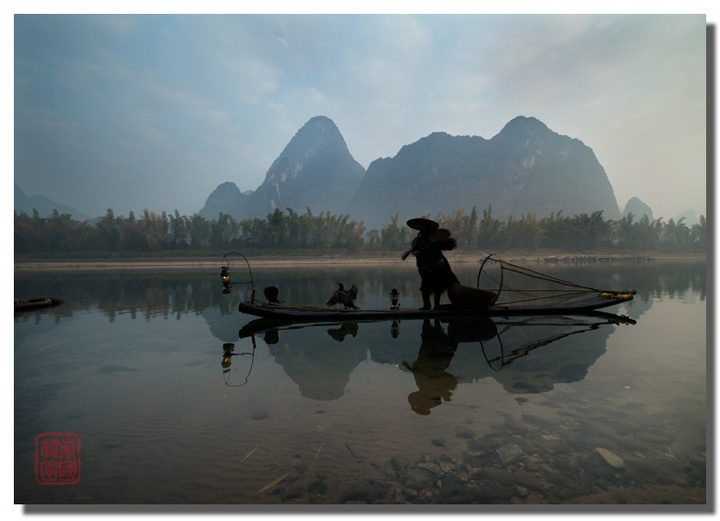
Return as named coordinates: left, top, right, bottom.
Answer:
left=390, top=288, right=400, bottom=309
left=221, top=265, right=232, bottom=293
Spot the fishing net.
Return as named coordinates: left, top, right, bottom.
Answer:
left=475, top=255, right=629, bottom=311
left=478, top=314, right=624, bottom=372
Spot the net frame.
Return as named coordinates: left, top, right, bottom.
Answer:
left=476, top=255, right=612, bottom=309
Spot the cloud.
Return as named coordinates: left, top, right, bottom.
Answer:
left=13, top=13, right=707, bottom=220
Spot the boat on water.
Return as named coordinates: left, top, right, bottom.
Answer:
left=14, top=297, right=63, bottom=313
left=237, top=292, right=634, bottom=321
left=224, top=252, right=636, bottom=323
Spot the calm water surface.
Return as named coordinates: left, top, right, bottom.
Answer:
left=14, top=259, right=706, bottom=505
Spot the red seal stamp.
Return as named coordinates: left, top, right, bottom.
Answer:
left=35, top=432, right=81, bottom=485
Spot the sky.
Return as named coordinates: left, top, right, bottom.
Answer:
left=12, top=9, right=709, bottom=222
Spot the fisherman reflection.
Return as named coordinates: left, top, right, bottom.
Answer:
left=403, top=319, right=460, bottom=415
left=403, top=317, right=498, bottom=415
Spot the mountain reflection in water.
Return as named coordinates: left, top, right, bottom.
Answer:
left=234, top=312, right=635, bottom=413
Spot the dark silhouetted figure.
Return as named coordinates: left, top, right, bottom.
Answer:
left=402, top=217, right=459, bottom=310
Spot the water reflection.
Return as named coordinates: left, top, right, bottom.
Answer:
left=236, top=311, right=635, bottom=411
left=13, top=259, right=703, bottom=327
left=402, top=318, right=497, bottom=415
left=221, top=340, right=257, bottom=387
left=14, top=260, right=705, bottom=505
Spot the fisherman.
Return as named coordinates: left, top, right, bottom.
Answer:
left=402, top=217, right=459, bottom=310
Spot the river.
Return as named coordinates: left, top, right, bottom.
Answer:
left=14, top=257, right=706, bottom=506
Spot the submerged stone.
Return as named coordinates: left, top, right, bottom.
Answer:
left=513, top=470, right=549, bottom=492
left=340, top=479, right=390, bottom=503
left=455, top=426, right=474, bottom=439
left=340, top=480, right=377, bottom=503
left=251, top=409, right=268, bottom=420
left=480, top=466, right=515, bottom=486
left=496, top=444, right=525, bottom=466
left=439, top=475, right=474, bottom=503
left=504, top=416, right=532, bottom=435
left=389, top=456, right=409, bottom=473
left=416, top=461, right=442, bottom=475
left=404, top=467, right=437, bottom=490
left=595, top=447, right=625, bottom=469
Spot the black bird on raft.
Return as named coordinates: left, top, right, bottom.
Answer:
left=326, top=283, right=359, bottom=309
left=263, top=286, right=283, bottom=305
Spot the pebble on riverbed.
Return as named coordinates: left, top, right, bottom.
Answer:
left=272, top=399, right=703, bottom=504
left=251, top=409, right=268, bottom=420
left=496, top=443, right=525, bottom=466
left=595, top=447, right=625, bottom=469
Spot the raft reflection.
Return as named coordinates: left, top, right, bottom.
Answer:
left=234, top=313, right=635, bottom=413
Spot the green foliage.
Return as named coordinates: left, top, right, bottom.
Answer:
left=14, top=204, right=706, bottom=256
left=14, top=207, right=366, bottom=255
left=375, top=212, right=412, bottom=250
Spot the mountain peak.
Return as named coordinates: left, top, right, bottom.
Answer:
left=200, top=116, right=365, bottom=219
left=254, top=116, right=364, bottom=214
left=280, top=115, right=350, bottom=162
left=353, top=116, right=620, bottom=229
left=623, top=197, right=654, bottom=221
left=494, top=115, right=553, bottom=141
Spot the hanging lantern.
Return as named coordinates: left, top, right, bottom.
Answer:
left=220, top=252, right=255, bottom=303
left=390, top=288, right=400, bottom=310
left=221, top=265, right=233, bottom=293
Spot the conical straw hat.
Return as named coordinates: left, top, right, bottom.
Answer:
left=406, top=217, right=439, bottom=230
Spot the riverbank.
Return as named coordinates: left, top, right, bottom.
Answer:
left=13, top=250, right=705, bottom=271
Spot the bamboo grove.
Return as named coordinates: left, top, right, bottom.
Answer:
left=14, top=206, right=706, bottom=256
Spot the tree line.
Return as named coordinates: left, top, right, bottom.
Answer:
left=14, top=205, right=705, bottom=256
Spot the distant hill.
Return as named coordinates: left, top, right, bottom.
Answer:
left=352, top=116, right=621, bottom=229
left=622, top=198, right=699, bottom=225
left=199, top=181, right=248, bottom=221
left=675, top=209, right=699, bottom=226
left=14, top=116, right=648, bottom=234
left=623, top=197, right=654, bottom=221
left=201, top=115, right=624, bottom=231
left=14, top=184, right=92, bottom=222
left=200, top=116, right=365, bottom=220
